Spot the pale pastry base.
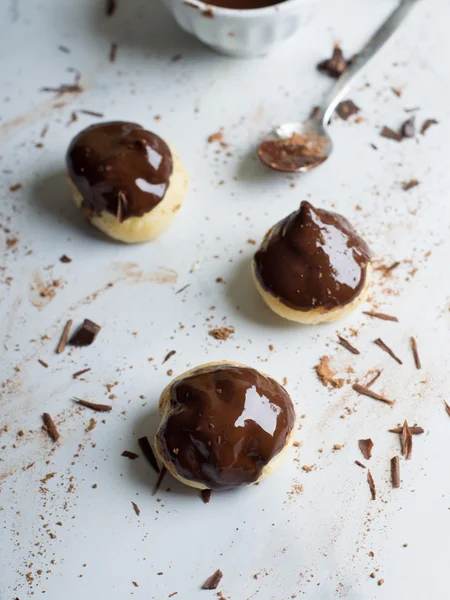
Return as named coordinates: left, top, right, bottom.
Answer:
left=154, top=360, right=295, bottom=491
left=69, top=147, right=188, bottom=243
left=251, top=261, right=372, bottom=325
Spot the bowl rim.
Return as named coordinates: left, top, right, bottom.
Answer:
left=179, top=0, right=317, bottom=18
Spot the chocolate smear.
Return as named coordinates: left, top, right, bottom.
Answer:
left=106, top=0, right=117, bottom=16
left=389, top=425, right=423, bottom=435
left=374, top=338, right=402, bottom=365
left=380, top=126, right=402, bottom=142
left=358, top=438, right=374, bottom=460
left=402, top=179, right=419, bottom=191
left=445, top=401, right=450, bottom=418
left=59, top=255, right=72, bottom=263
left=400, top=116, right=415, bottom=138
left=337, top=335, right=360, bottom=355
left=420, top=119, right=438, bottom=135
left=163, top=350, right=176, bottom=364
left=202, top=569, right=223, bottom=590
left=138, top=436, right=160, bottom=474
left=38, top=359, right=49, bottom=368
left=367, top=470, right=376, bottom=500
left=73, top=367, right=91, bottom=379
left=391, top=456, right=400, bottom=488
left=355, top=460, right=366, bottom=469
left=336, top=100, right=360, bottom=121
left=131, top=501, right=140, bottom=516
left=74, top=397, right=112, bottom=412
left=56, top=319, right=73, bottom=354
left=122, top=450, right=139, bottom=460
left=69, top=319, right=101, bottom=346
left=152, top=465, right=167, bottom=495
left=352, top=383, right=394, bottom=406
left=364, top=311, right=398, bottom=322
left=109, top=42, right=118, bottom=63
left=42, top=413, right=60, bottom=442
left=400, top=421, right=412, bottom=460
left=315, top=356, right=344, bottom=389
left=410, top=337, right=421, bottom=369
left=317, top=44, right=349, bottom=78
left=201, top=489, right=212, bottom=503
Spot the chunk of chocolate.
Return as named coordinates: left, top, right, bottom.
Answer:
left=400, top=116, right=415, bottom=138
left=391, top=456, right=400, bottom=488
left=155, top=365, right=295, bottom=490
left=202, top=569, right=223, bottom=590
left=253, top=201, right=371, bottom=311
left=66, top=122, right=173, bottom=221
left=358, top=438, right=373, bottom=460
left=69, top=319, right=101, bottom=346
left=336, top=100, right=360, bottom=121
left=317, top=45, right=350, bottom=78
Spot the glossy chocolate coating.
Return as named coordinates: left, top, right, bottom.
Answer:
left=156, top=365, right=295, bottom=490
left=254, top=201, right=371, bottom=311
left=203, top=0, right=285, bottom=8
left=66, top=121, right=173, bottom=221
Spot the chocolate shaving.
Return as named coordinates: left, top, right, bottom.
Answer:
left=163, top=350, right=176, bottom=364
left=106, top=0, right=117, bottom=16
left=41, top=82, right=83, bottom=95
left=389, top=425, right=424, bottom=435
left=79, top=109, right=104, bottom=117
left=138, top=436, right=160, bottom=474
left=69, top=319, right=101, bottom=346
left=59, top=255, right=72, bottom=263
left=336, top=100, right=360, bottom=121
left=175, top=284, right=190, bottom=294
left=366, top=371, right=381, bottom=389
left=374, top=338, right=402, bottom=365
left=420, top=119, right=438, bottom=135
left=168, top=594, right=178, bottom=598
left=116, top=190, right=127, bottom=223
left=201, top=489, right=212, bottom=503
left=73, top=367, right=91, bottom=379
left=400, top=421, right=412, bottom=459
left=402, top=179, right=420, bottom=191
left=400, top=116, right=415, bottom=138
left=202, top=569, right=223, bottom=590
left=131, top=501, right=140, bottom=516
left=380, top=126, right=402, bottom=142
left=410, top=337, right=421, bottom=369
left=42, top=413, right=60, bottom=442
left=352, top=383, right=394, bottom=406
left=382, top=262, right=400, bottom=277
left=391, top=456, right=400, bottom=488
left=337, top=335, right=360, bottom=355
left=56, top=319, right=73, bottom=354
left=152, top=465, right=167, bottom=495
left=38, top=359, right=49, bottom=368
left=109, top=42, right=118, bottom=63
left=367, top=470, right=376, bottom=500
left=122, top=450, right=139, bottom=460
left=445, top=401, right=450, bottom=418
left=358, top=438, right=374, bottom=460
left=74, top=397, right=112, bottom=412
left=9, top=183, right=22, bottom=192
left=355, top=460, right=366, bottom=469
left=363, top=311, right=398, bottom=322
left=317, top=44, right=349, bottom=78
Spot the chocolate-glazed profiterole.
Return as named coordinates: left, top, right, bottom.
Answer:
left=66, top=121, right=188, bottom=243
left=155, top=362, right=295, bottom=490
left=252, top=201, right=372, bottom=324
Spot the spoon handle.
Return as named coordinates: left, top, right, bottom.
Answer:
left=322, top=0, right=421, bottom=125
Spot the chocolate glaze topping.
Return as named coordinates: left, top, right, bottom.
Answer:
left=254, top=201, right=371, bottom=311
left=156, top=364, right=295, bottom=490
left=202, top=0, right=285, bottom=8
left=66, top=121, right=173, bottom=221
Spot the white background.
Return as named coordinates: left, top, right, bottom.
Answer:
left=1, top=0, right=450, bottom=598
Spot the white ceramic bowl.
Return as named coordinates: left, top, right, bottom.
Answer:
left=161, top=0, right=318, bottom=58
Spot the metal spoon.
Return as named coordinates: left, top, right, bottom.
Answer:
left=258, top=0, right=421, bottom=173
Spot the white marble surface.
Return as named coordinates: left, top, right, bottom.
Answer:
left=1, top=0, right=450, bottom=598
